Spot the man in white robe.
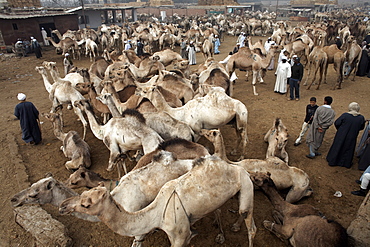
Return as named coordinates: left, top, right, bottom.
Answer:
left=274, top=56, right=291, bottom=94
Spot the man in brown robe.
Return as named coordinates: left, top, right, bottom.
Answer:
left=306, top=96, right=335, bottom=159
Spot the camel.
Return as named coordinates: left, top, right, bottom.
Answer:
left=86, top=84, right=111, bottom=124
left=251, top=172, right=348, bottom=247
left=97, top=92, right=194, bottom=142
left=264, top=118, right=289, bottom=163
left=226, top=46, right=278, bottom=95
left=42, top=112, right=91, bottom=170
left=35, top=65, right=88, bottom=140
left=322, top=44, right=345, bottom=89
left=128, top=56, right=165, bottom=80
left=136, top=85, right=249, bottom=160
left=201, top=38, right=214, bottom=60
left=152, top=49, right=183, bottom=67
left=11, top=173, right=99, bottom=222
left=343, top=36, right=362, bottom=81
left=133, top=138, right=209, bottom=170
left=155, top=71, right=194, bottom=103
left=59, top=155, right=256, bottom=247
left=84, top=38, right=99, bottom=62
left=280, top=40, right=310, bottom=65
left=200, top=129, right=312, bottom=203
left=193, top=59, right=232, bottom=96
left=74, top=100, right=163, bottom=174
left=247, top=36, right=266, bottom=55
left=304, top=46, right=328, bottom=90
left=159, top=32, right=175, bottom=50
left=173, top=59, right=192, bottom=79
left=46, top=37, right=79, bottom=59
left=89, top=57, right=111, bottom=80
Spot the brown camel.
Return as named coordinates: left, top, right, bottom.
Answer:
left=304, top=46, right=328, bottom=90
left=343, top=36, right=362, bottom=81
left=264, top=118, right=289, bottom=163
left=46, top=37, right=79, bottom=59
left=322, top=44, right=345, bottom=89
left=251, top=172, right=348, bottom=247
left=226, top=46, right=278, bottom=95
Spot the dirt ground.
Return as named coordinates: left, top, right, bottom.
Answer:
left=0, top=34, right=369, bottom=247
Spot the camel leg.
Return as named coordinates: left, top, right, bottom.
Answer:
left=323, top=63, right=329, bottom=84
left=303, top=60, right=312, bottom=86
left=272, top=210, right=284, bottom=225
left=213, top=209, right=225, bottom=244
left=73, top=106, right=87, bottom=140
left=307, top=65, right=319, bottom=90
left=131, top=235, right=146, bottom=247
left=263, top=220, right=292, bottom=242
left=252, top=70, right=258, bottom=96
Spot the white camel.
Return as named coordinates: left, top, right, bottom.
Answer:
left=74, top=100, right=163, bottom=174
left=35, top=65, right=88, bottom=140
left=264, top=118, right=289, bottom=163
left=136, top=85, right=249, bottom=160
left=59, top=155, right=256, bottom=247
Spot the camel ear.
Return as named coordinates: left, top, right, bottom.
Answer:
left=97, top=182, right=105, bottom=187
left=45, top=172, right=53, bottom=178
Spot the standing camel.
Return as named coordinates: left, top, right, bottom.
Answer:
left=304, top=46, right=328, bottom=90
left=343, top=36, right=362, bottom=81
left=59, top=155, right=256, bottom=247
left=322, top=44, right=345, bottom=89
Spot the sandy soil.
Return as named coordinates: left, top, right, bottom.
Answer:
left=0, top=34, right=368, bottom=247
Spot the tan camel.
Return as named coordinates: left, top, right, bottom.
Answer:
left=74, top=100, right=163, bottom=174
left=84, top=38, right=99, bottom=62
left=343, top=36, right=362, bottom=81
left=133, top=138, right=209, bottom=170
left=322, top=44, right=345, bottom=89
left=86, top=84, right=111, bottom=124
left=202, top=38, right=214, bottom=59
left=264, top=118, right=289, bottom=163
left=280, top=40, right=310, bottom=65
left=304, top=46, right=328, bottom=90
left=97, top=92, right=194, bottom=142
left=247, top=36, right=266, bottom=55
left=226, top=46, right=278, bottom=95
left=159, top=32, right=176, bottom=50
left=128, top=56, right=165, bottom=80
left=155, top=71, right=194, bottom=103
left=152, top=49, right=182, bottom=67
left=136, top=85, right=249, bottom=160
left=42, top=112, right=91, bottom=170
left=251, top=172, right=348, bottom=247
left=11, top=174, right=99, bottom=222
left=173, top=59, right=192, bottom=79
left=200, top=129, right=312, bottom=203
left=46, top=37, right=79, bottom=59
left=35, top=65, right=88, bottom=140
left=59, top=155, right=256, bottom=247
left=89, top=57, right=111, bottom=80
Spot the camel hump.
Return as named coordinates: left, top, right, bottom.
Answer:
left=121, top=108, right=146, bottom=124
left=158, top=138, right=193, bottom=150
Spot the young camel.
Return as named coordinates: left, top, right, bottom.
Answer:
left=35, top=65, right=88, bottom=140
left=200, top=129, right=312, bottom=203
left=251, top=172, right=348, bottom=247
left=11, top=173, right=99, bottom=223
left=74, top=100, right=163, bottom=174
left=136, top=85, right=249, bottom=160
left=42, top=112, right=91, bottom=170
left=264, top=118, right=289, bottom=163
left=60, top=155, right=256, bottom=247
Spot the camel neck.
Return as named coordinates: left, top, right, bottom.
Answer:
left=105, top=95, right=122, bottom=117
left=212, top=135, right=232, bottom=163
left=99, top=193, right=164, bottom=237
left=40, top=72, right=53, bottom=93
left=261, top=183, right=289, bottom=212
left=150, top=89, right=175, bottom=115
left=52, top=119, right=67, bottom=141
left=84, top=107, right=104, bottom=140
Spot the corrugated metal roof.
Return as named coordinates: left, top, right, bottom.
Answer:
left=66, top=5, right=142, bottom=13
left=0, top=11, right=75, bottom=19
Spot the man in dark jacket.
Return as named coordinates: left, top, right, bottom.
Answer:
left=288, top=56, right=304, bottom=101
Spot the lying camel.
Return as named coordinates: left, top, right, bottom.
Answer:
left=200, top=129, right=312, bottom=203
left=264, top=118, right=289, bottom=163
left=42, top=112, right=91, bottom=170
left=60, top=155, right=256, bottom=247
left=11, top=173, right=99, bottom=222
left=251, top=172, right=348, bottom=247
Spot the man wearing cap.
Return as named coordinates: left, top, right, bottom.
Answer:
left=30, top=37, right=42, bottom=58
left=14, top=93, right=42, bottom=145
left=288, top=56, right=304, bottom=101
left=63, top=53, right=73, bottom=76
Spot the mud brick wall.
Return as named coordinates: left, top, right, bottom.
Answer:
left=7, top=0, right=41, bottom=7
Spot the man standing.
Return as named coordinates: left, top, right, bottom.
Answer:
left=306, top=96, right=335, bottom=159
left=274, top=56, right=291, bottom=94
left=30, top=37, right=42, bottom=58
left=288, top=56, right=304, bottom=101
left=63, top=53, right=73, bottom=76
left=14, top=93, right=42, bottom=145
left=41, top=27, right=49, bottom=46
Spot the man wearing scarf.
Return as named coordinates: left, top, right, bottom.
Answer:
left=306, top=96, right=335, bottom=159
left=327, top=102, right=366, bottom=168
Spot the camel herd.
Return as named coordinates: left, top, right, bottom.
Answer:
left=10, top=10, right=369, bottom=246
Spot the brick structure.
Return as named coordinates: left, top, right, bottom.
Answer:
left=7, top=0, right=41, bottom=7
left=198, top=0, right=238, bottom=6
left=149, top=0, right=174, bottom=6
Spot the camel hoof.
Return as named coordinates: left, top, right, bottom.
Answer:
left=67, top=104, right=73, bottom=110
left=263, top=220, right=274, bottom=231
left=60, top=146, right=64, bottom=151
left=231, top=224, right=241, bottom=232
left=215, top=233, right=225, bottom=244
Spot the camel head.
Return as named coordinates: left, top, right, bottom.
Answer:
left=11, top=173, right=57, bottom=207
left=42, top=112, right=60, bottom=123
left=200, top=129, right=221, bottom=143
left=59, top=183, right=109, bottom=216
left=42, top=61, right=58, bottom=71
left=173, top=59, right=189, bottom=70
left=249, top=171, right=273, bottom=188
left=274, top=118, right=289, bottom=150
left=74, top=99, right=91, bottom=112
left=65, top=166, right=99, bottom=189
left=35, top=66, right=47, bottom=75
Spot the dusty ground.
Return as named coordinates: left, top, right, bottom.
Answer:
left=0, top=34, right=369, bottom=247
